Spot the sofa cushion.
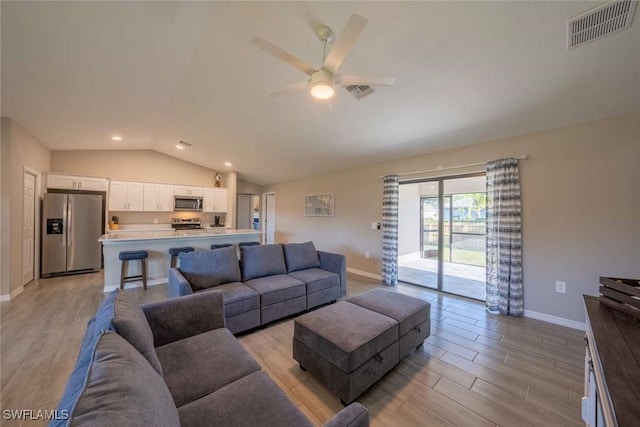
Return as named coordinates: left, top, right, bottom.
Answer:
left=196, top=281, right=259, bottom=317
left=178, top=371, right=313, bottom=427
left=60, top=331, right=180, bottom=427
left=288, top=268, right=340, bottom=293
left=51, top=319, right=99, bottom=427
left=244, top=274, right=306, bottom=306
left=241, top=243, right=287, bottom=281
left=283, top=241, right=320, bottom=272
left=94, top=289, right=163, bottom=376
left=179, top=246, right=241, bottom=291
left=155, top=328, right=261, bottom=407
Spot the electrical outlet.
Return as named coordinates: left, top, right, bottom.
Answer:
left=365, top=252, right=370, bottom=259
left=555, top=281, right=566, bottom=294
left=371, top=222, right=377, bottom=230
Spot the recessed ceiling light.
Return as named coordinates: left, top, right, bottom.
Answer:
left=176, top=140, right=192, bottom=150
left=111, top=136, right=122, bottom=141
left=224, top=162, right=232, bottom=167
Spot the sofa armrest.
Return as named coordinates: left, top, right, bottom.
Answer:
left=142, top=290, right=226, bottom=347
left=318, top=251, right=347, bottom=297
left=322, top=403, right=369, bottom=427
left=168, top=268, right=194, bottom=298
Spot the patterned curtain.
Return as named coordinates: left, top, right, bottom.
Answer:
left=381, top=175, right=399, bottom=287
left=486, top=158, right=523, bottom=316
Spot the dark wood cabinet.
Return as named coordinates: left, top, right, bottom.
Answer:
left=583, top=295, right=640, bottom=426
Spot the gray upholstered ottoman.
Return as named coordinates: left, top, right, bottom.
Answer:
left=347, top=289, right=431, bottom=358
left=293, top=290, right=431, bottom=405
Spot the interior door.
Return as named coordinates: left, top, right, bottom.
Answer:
left=22, top=172, right=36, bottom=284
left=236, top=194, right=253, bottom=229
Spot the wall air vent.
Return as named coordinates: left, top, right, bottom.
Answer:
left=344, top=85, right=375, bottom=100
left=568, top=0, right=637, bottom=49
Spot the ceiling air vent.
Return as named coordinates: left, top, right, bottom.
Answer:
left=344, top=85, right=375, bottom=100
left=568, top=0, right=637, bottom=49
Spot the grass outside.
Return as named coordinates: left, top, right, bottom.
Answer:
left=423, top=246, right=486, bottom=267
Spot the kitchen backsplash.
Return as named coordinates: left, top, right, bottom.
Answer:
left=110, top=211, right=225, bottom=225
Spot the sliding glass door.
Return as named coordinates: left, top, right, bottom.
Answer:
left=398, top=174, right=486, bottom=300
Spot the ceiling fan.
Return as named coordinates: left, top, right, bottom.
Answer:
left=251, top=14, right=396, bottom=100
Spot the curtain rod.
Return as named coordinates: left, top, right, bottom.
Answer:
left=380, top=155, right=528, bottom=178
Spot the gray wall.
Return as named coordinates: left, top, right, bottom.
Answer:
left=0, top=118, right=51, bottom=297
left=265, top=113, right=640, bottom=324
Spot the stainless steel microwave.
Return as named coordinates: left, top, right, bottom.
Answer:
left=174, top=196, right=203, bottom=211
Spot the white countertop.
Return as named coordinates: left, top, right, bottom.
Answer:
left=99, top=228, right=261, bottom=243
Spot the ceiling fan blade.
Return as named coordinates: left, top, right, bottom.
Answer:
left=335, top=74, right=396, bottom=86
left=251, top=36, right=316, bottom=76
left=268, top=81, right=309, bottom=97
left=323, top=14, right=368, bottom=73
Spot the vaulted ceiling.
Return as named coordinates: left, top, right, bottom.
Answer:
left=2, top=1, right=638, bottom=185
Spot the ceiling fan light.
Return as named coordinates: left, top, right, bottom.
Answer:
left=310, top=82, right=335, bottom=99
left=309, top=69, right=335, bottom=99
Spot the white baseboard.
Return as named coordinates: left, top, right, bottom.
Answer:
left=344, top=269, right=585, bottom=331
left=0, top=285, right=25, bottom=302
left=103, top=278, right=166, bottom=293
left=347, top=268, right=382, bottom=281
left=524, top=309, right=586, bottom=331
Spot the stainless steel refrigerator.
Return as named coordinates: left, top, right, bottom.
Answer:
left=41, top=192, right=104, bottom=277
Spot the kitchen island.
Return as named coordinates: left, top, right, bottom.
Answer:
left=99, top=228, right=262, bottom=292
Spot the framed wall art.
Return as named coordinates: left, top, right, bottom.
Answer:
left=304, top=193, right=334, bottom=217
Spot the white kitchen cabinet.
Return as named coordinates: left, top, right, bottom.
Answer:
left=214, top=188, right=228, bottom=212
left=109, top=181, right=144, bottom=211
left=143, top=183, right=174, bottom=212
left=174, top=185, right=203, bottom=197
left=202, top=188, right=215, bottom=212
left=47, top=174, right=108, bottom=191
left=203, top=187, right=228, bottom=213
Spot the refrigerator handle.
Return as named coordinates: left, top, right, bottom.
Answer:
left=67, top=201, right=73, bottom=248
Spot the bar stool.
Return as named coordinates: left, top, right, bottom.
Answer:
left=238, top=241, right=260, bottom=247
left=119, top=250, right=148, bottom=290
left=168, top=246, right=194, bottom=268
left=211, top=243, right=233, bottom=250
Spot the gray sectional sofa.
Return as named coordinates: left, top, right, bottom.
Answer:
left=53, top=289, right=369, bottom=427
left=168, top=242, right=346, bottom=334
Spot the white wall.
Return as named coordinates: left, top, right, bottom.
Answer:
left=51, top=149, right=218, bottom=186
left=398, top=184, right=420, bottom=256
left=265, top=113, right=640, bottom=324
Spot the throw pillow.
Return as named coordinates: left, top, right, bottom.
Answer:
left=179, top=246, right=241, bottom=291
left=241, top=244, right=287, bottom=281
left=283, top=241, right=320, bottom=272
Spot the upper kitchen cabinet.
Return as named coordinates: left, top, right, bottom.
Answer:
left=109, top=181, right=144, bottom=211
left=203, top=187, right=228, bottom=213
left=47, top=174, right=108, bottom=192
left=173, top=185, right=203, bottom=197
left=143, top=183, right=174, bottom=212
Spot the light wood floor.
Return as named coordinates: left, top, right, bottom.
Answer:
left=0, top=272, right=586, bottom=426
